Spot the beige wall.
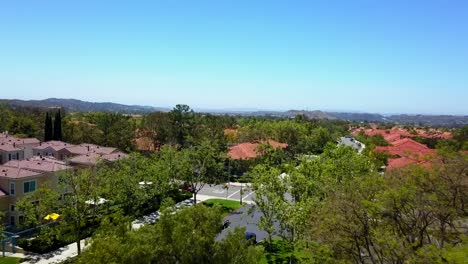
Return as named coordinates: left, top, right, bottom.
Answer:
left=0, top=150, right=25, bottom=165
left=0, top=173, right=59, bottom=226
left=33, top=147, right=58, bottom=159
left=33, top=148, right=73, bottom=161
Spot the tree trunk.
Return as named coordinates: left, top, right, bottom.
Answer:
left=77, top=237, right=81, bottom=255
left=76, top=224, right=82, bottom=255
left=193, top=192, right=197, bottom=204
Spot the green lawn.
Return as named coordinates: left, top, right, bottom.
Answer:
left=0, top=257, right=21, bottom=264
left=203, top=199, right=244, bottom=216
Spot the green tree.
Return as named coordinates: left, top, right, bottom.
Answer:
left=251, top=165, right=285, bottom=249
left=77, top=205, right=262, bottom=264
left=44, top=112, right=53, bottom=141
left=16, top=186, right=61, bottom=228
left=142, top=112, right=172, bottom=150
left=169, top=104, right=195, bottom=147
left=53, top=110, right=63, bottom=140
left=180, top=140, right=226, bottom=203
left=59, top=168, right=104, bottom=255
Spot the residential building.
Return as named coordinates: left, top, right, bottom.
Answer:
left=33, top=141, right=75, bottom=160
left=69, top=152, right=128, bottom=167
left=0, top=157, right=71, bottom=226
left=64, top=143, right=117, bottom=156
left=0, top=143, right=24, bottom=164
left=228, top=140, right=288, bottom=160
left=0, top=133, right=40, bottom=163
left=375, top=138, right=435, bottom=170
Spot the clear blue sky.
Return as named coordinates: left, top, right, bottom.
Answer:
left=1, top=0, right=467, bottom=114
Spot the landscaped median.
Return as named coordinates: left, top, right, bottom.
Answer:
left=202, top=199, right=246, bottom=217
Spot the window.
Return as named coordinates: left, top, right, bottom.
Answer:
left=18, top=216, right=24, bottom=224
left=10, top=182, right=15, bottom=196
left=10, top=216, right=15, bottom=226
left=23, top=180, right=36, bottom=193
left=16, top=153, right=19, bottom=160
left=8, top=153, right=11, bottom=161
left=10, top=204, right=15, bottom=212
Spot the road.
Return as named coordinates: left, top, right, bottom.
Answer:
left=197, top=183, right=256, bottom=203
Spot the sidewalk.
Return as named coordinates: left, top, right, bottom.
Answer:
left=227, top=182, right=252, bottom=188
left=196, top=194, right=255, bottom=204
left=20, top=239, right=87, bottom=264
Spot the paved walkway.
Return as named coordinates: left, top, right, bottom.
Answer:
left=13, top=239, right=86, bottom=264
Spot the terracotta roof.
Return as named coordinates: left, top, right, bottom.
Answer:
left=4, top=157, right=71, bottom=172
left=0, top=134, right=40, bottom=151
left=0, top=143, right=22, bottom=152
left=102, top=152, right=128, bottom=162
left=0, top=166, right=41, bottom=179
left=353, top=127, right=453, bottom=141
left=70, top=152, right=128, bottom=166
left=65, top=144, right=116, bottom=155
left=34, top=141, right=74, bottom=151
left=228, top=140, right=288, bottom=160
left=376, top=138, right=435, bottom=157
left=375, top=138, right=435, bottom=170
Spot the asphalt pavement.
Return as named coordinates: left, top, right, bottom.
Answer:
left=216, top=204, right=281, bottom=242
left=198, top=183, right=256, bottom=203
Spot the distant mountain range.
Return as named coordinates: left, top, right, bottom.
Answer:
left=0, top=98, right=169, bottom=113
left=1, top=98, right=467, bottom=126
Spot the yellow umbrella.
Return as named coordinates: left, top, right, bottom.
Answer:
left=44, top=213, right=60, bottom=221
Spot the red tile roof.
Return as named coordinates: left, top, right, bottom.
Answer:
left=34, top=141, right=74, bottom=151
left=0, top=143, right=22, bottom=152
left=375, top=138, right=435, bottom=158
left=352, top=127, right=452, bottom=142
left=65, top=144, right=116, bottom=155
left=0, top=166, right=41, bottom=179
left=228, top=140, right=288, bottom=160
left=0, top=133, right=40, bottom=151
left=4, top=157, right=71, bottom=172
left=375, top=138, right=436, bottom=170
left=70, top=152, right=128, bottom=166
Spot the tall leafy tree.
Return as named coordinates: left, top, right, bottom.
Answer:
left=44, top=112, right=53, bottom=141
left=76, top=206, right=263, bottom=264
left=53, top=110, right=63, bottom=140
left=59, top=168, right=105, bottom=255
left=180, top=140, right=226, bottom=203
left=169, top=104, right=195, bottom=147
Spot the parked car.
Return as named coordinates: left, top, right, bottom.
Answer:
left=245, top=232, right=257, bottom=244
left=179, top=183, right=194, bottom=193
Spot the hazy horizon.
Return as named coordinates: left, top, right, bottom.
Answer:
left=1, top=1, right=467, bottom=115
